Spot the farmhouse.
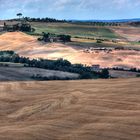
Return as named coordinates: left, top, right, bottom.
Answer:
left=91, top=64, right=101, bottom=72
left=38, top=32, right=71, bottom=43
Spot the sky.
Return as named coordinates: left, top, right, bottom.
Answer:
left=0, top=0, right=140, bottom=20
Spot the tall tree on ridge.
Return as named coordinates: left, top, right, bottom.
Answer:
left=17, top=13, right=22, bottom=20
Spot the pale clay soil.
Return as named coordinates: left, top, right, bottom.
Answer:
left=0, top=32, right=140, bottom=69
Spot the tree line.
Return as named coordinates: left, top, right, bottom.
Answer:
left=71, top=21, right=121, bottom=26
left=90, top=22, right=121, bottom=26
left=9, top=17, right=66, bottom=23
left=0, top=51, right=110, bottom=79
left=111, top=67, right=140, bottom=73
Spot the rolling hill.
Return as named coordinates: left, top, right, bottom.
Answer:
left=0, top=32, right=140, bottom=69
left=0, top=78, right=140, bottom=140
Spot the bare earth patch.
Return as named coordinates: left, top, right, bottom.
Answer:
left=76, top=50, right=140, bottom=69
left=0, top=32, right=140, bottom=69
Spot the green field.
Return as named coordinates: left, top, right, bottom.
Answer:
left=31, top=22, right=120, bottom=39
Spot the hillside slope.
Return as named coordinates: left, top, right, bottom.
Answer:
left=0, top=32, right=140, bottom=68
left=0, top=78, right=140, bottom=140
left=0, top=67, right=79, bottom=81
left=112, top=26, right=140, bottom=41
left=0, top=32, right=78, bottom=62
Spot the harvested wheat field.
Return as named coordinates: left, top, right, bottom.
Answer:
left=0, top=32, right=140, bottom=68
left=0, top=78, right=140, bottom=140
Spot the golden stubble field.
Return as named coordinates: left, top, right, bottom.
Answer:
left=0, top=32, right=140, bottom=68
left=0, top=78, right=140, bottom=140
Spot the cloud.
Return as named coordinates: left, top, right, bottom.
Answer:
left=1, top=0, right=140, bottom=12
left=50, top=0, right=140, bottom=10
left=76, top=0, right=140, bottom=10
left=0, top=0, right=140, bottom=19
left=53, top=0, right=72, bottom=10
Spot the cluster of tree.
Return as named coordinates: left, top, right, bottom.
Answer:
left=3, top=22, right=35, bottom=32
left=100, top=69, right=110, bottom=79
left=38, top=32, right=71, bottom=43
left=0, top=52, right=110, bottom=79
left=0, top=51, right=15, bottom=56
left=31, top=75, right=77, bottom=81
left=96, top=39, right=103, bottom=43
left=58, top=34, right=71, bottom=42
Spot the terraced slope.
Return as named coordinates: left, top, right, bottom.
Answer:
left=0, top=78, right=140, bottom=140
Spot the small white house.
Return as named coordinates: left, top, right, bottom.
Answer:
left=91, top=65, right=100, bottom=72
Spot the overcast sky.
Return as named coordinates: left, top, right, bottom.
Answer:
left=0, top=0, right=140, bottom=20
